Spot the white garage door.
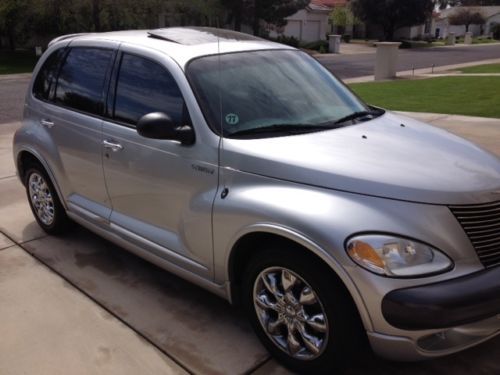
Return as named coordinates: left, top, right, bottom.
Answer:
left=303, top=20, right=321, bottom=42
left=285, top=20, right=301, bottom=40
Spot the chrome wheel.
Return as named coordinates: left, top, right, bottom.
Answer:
left=253, top=267, right=329, bottom=360
left=28, top=172, right=55, bottom=226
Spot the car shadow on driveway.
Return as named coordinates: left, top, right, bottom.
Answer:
left=20, top=224, right=500, bottom=375
left=22, top=225, right=269, bottom=375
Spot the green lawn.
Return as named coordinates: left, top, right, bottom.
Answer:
left=350, top=76, right=500, bottom=119
left=460, top=63, right=500, bottom=74
left=0, top=50, right=39, bottom=74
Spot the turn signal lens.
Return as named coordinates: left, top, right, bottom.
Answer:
left=346, top=235, right=453, bottom=277
left=347, top=240, right=386, bottom=274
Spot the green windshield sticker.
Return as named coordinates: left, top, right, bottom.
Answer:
left=225, top=113, right=239, bottom=125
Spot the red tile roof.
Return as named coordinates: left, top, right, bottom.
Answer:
left=311, top=0, right=349, bottom=7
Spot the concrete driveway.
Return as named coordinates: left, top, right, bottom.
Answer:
left=1, top=75, right=499, bottom=374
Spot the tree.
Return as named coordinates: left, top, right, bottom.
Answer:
left=449, top=8, right=486, bottom=32
left=329, top=5, right=359, bottom=35
left=0, top=0, right=30, bottom=50
left=255, top=0, right=310, bottom=35
left=351, top=0, right=434, bottom=41
left=438, top=0, right=500, bottom=7
left=221, top=0, right=244, bottom=30
left=223, top=0, right=310, bottom=35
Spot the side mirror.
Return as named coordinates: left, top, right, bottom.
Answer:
left=136, top=112, right=195, bottom=145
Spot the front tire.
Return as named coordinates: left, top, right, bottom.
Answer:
left=242, top=247, right=364, bottom=374
left=24, top=164, right=71, bottom=235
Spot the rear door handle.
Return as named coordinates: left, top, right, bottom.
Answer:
left=40, top=119, right=54, bottom=128
left=102, top=139, right=124, bottom=152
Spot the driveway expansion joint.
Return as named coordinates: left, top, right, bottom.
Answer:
left=4, top=231, right=194, bottom=375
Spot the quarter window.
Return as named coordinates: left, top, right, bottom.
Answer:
left=55, top=48, right=114, bottom=115
left=33, top=48, right=66, bottom=101
left=113, top=54, right=185, bottom=126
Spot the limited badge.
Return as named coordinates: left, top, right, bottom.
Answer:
left=225, top=113, right=239, bottom=125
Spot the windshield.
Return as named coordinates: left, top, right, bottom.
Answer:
left=186, top=50, right=373, bottom=138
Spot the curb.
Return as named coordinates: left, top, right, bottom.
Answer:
left=344, top=57, right=500, bottom=84
left=396, top=111, right=500, bottom=123
left=0, top=73, right=32, bottom=81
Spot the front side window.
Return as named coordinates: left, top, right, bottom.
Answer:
left=55, top=47, right=114, bottom=115
left=113, top=54, right=185, bottom=126
left=33, top=48, right=66, bottom=101
left=187, top=50, right=373, bottom=138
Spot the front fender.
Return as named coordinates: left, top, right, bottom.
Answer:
left=212, top=169, right=483, bottom=334
left=221, top=221, right=374, bottom=331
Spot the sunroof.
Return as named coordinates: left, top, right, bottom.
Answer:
left=147, top=27, right=263, bottom=45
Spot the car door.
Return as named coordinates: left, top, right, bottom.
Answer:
left=35, top=41, right=117, bottom=224
left=101, top=47, right=218, bottom=278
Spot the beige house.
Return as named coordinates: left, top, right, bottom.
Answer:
left=434, top=6, right=500, bottom=38
left=269, top=0, right=357, bottom=42
left=268, top=2, right=331, bottom=42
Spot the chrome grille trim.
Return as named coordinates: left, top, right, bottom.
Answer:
left=449, top=201, right=500, bottom=269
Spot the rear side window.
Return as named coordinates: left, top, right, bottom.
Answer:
left=113, top=53, right=185, bottom=126
left=55, top=48, right=114, bottom=116
left=33, top=48, right=66, bottom=101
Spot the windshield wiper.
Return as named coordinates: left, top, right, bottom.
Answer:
left=333, top=110, right=380, bottom=125
left=228, top=123, right=339, bottom=138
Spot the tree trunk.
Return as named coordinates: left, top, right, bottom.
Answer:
left=465, top=23, right=470, bottom=32
left=234, top=0, right=242, bottom=31
left=92, top=0, right=101, bottom=32
left=7, top=26, right=15, bottom=51
left=252, top=0, right=260, bottom=36
left=384, top=25, right=396, bottom=41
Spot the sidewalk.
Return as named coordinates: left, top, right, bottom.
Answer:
left=343, top=58, right=500, bottom=84
left=0, top=242, right=186, bottom=375
left=315, top=41, right=500, bottom=59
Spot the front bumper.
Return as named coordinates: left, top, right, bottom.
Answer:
left=382, top=266, right=500, bottom=330
left=368, top=314, right=500, bottom=361
left=369, top=266, right=500, bottom=360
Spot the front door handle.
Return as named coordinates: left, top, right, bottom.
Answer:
left=40, top=119, right=54, bottom=128
left=102, top=139, right=123, bottom=152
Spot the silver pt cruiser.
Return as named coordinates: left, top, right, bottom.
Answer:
left=13, top=27, right=500, bottom=373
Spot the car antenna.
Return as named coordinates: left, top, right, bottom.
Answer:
left=217, top=22, right=229, bottom=199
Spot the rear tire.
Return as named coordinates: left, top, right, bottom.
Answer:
left=242, top=246, right=365, bottom=374
left=24, top=163, right=71, bottom=235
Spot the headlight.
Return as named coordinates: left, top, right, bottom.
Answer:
left=346, top=234, right=453, bottom=277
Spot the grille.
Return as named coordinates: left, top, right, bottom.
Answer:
left=449, top=201, right=500, bottom=268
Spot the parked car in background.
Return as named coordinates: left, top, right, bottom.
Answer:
left=13, top=27, right=500, bottom=373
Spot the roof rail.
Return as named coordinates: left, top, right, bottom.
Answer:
left=48, top=33, right=90, bottom=48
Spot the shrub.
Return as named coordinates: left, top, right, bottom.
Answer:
left=342, top=34, right=352, bottom=43
left=268, top=35, right=300, bottom=48
left=399, top=40, right=412, bottom=49
left=492, top=24, right=500, bottom=40
left=301, top=40, right=329, bottom=51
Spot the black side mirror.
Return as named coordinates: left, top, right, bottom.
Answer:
left=136, top=112, right=195, bottom=145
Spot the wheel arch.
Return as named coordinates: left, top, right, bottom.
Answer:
left=225, top=224, right=373, bottom=332
left=16, top=148, right=68, bottom=210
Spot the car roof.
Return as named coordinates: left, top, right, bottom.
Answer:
left=50, top=27, right=295, bottom=69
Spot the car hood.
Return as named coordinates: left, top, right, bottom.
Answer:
left=222, top=112, right=500, bottom=205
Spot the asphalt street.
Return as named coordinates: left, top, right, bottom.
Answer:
left=0, top=76, right=28, bottom=123
left=318, top=43, right=500, bottom=78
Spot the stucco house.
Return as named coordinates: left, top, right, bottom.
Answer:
left=433, top=6, right=500, bottom=38
left=269, top=0, right=352, bottom=42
